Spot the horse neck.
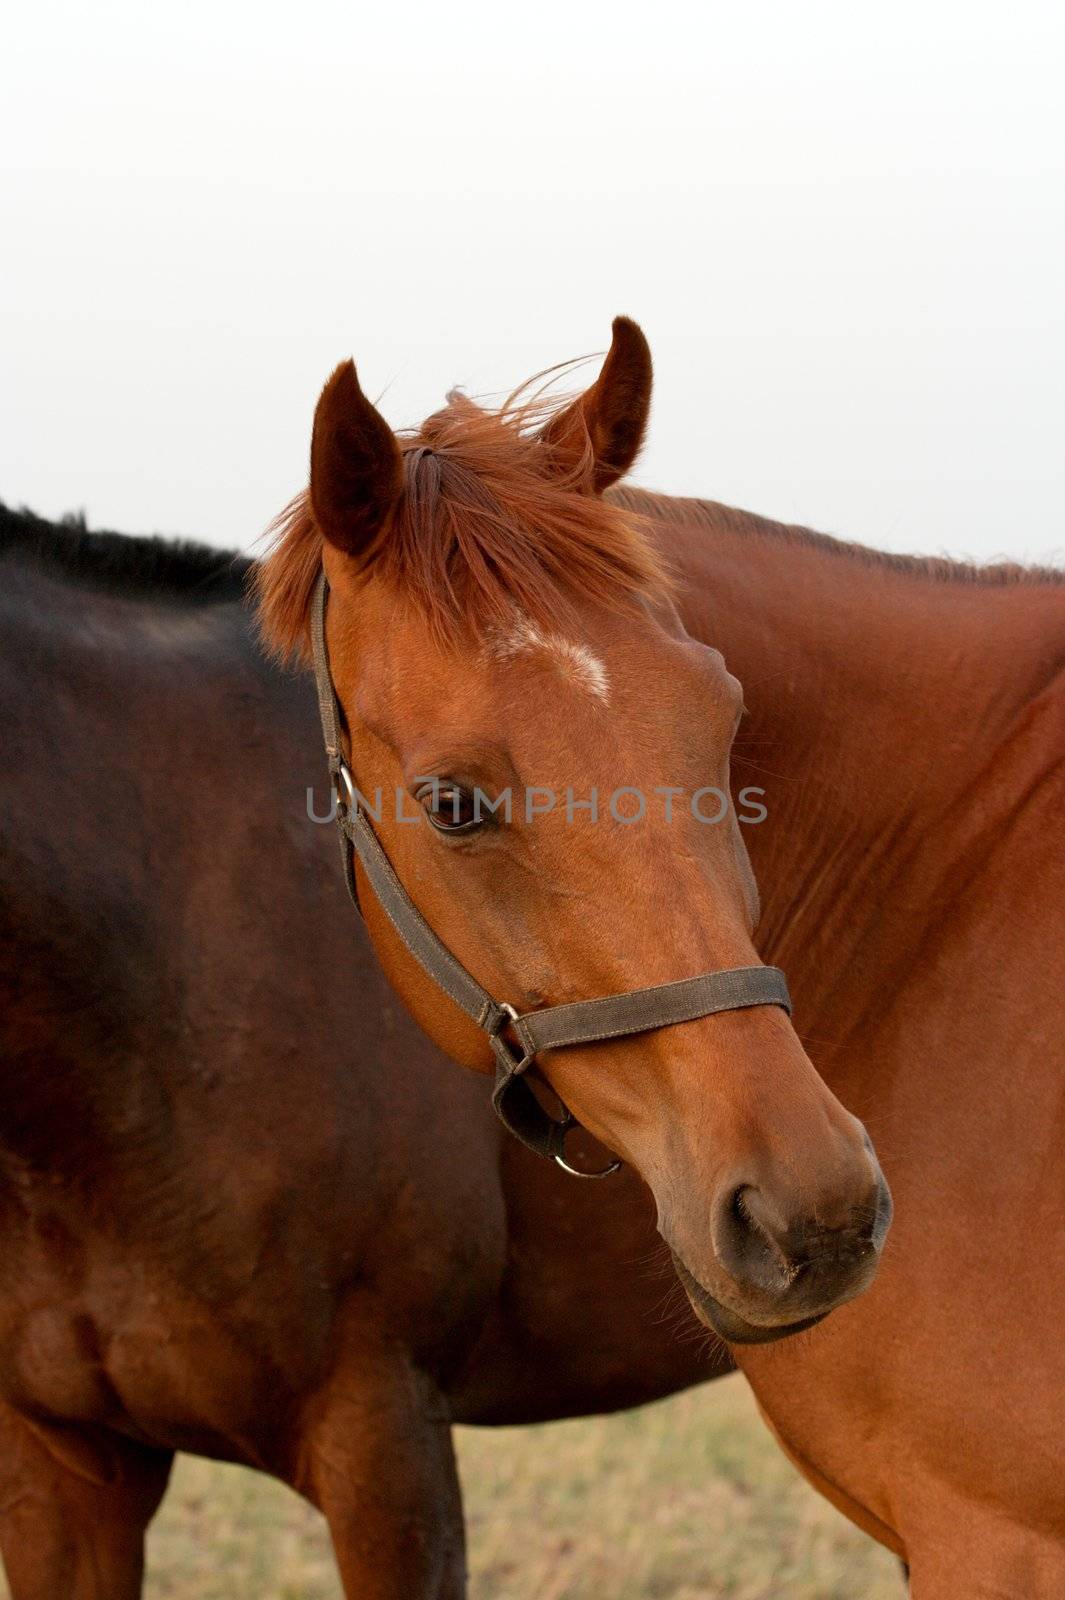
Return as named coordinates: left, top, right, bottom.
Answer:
left=644, top=495, right=1065, bottom=1027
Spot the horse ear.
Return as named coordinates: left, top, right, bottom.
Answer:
left=542, top=316, right=653, bottom=493
left=309, top=361, right=404, bottom=559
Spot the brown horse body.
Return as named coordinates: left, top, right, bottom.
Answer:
left=0, top=506, right=720, bottom=1600
left=648, top=488, right=1065, bottom=1594
left=256, top=321, right=1064, bottom=1598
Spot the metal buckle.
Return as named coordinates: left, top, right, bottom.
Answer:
left=490, top=1002, right=534, bottom=1076
left=494, top=1005, right=621, bottom=1177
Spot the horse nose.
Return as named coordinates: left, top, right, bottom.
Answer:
left=710, top=1156, right=891, bottom=1313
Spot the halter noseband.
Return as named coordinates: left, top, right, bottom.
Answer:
left=311, top=572, right=791, bottom=1178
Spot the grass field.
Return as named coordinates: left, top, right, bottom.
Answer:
left=130, top=1374, right=902, bottom=1599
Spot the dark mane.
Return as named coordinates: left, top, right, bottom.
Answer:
left=0, top=501, right=251, bottom=604
left=613, top=488, right=1065, bottom=588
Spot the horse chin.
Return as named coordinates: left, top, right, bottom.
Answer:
left=672, top=1256, right=830, bottom=1346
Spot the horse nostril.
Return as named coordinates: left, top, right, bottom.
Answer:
left=711, top=1175, right=887, bottom=1308
left=711, top=1184, right=794, bottom=1296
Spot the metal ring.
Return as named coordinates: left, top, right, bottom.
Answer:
left=554, top=1120, right=623, bottom=1180
left=334, top=763, right=357, bottom=814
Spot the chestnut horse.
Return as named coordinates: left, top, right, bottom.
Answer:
left=0, top=504, right=725, bottom=1600
left=258, top=318, right=1064, bottom=1598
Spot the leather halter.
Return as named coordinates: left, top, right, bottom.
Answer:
left=310, top=572, right=792, bottom=1178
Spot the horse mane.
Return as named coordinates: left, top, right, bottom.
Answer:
left=612, top=488, right=1065, bottom=588
left=0, top=501, right=250, bottom=603
left=254, top=379, right=672, bottom=664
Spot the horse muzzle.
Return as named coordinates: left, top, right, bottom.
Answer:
left=670, top=1143, right=893, bottom=1344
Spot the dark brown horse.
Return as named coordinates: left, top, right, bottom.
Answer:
left=259, top=318, right=1064, bottom=1598
left=0, top=504, right=725, bottom=1600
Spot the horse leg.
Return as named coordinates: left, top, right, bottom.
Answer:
left=297, top=1355, right=466, bottom=1600
left=0, top=1404, right=172, bottom=1600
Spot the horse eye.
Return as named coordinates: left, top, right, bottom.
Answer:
left=419, top=783, right=483, bottom=834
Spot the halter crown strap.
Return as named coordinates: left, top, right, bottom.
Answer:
left=310, top=571, right=791, bottom=1174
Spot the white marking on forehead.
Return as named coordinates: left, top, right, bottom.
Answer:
left=485, top=616, right=611, bottom=705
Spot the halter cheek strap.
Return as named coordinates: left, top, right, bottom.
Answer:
left=310, top=572, right=791, bottom=1177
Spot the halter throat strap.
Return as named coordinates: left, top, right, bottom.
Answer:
left=310, top=571, right=791, bottom=1175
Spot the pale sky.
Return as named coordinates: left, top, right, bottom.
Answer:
left=4, top=1, right=1063, bottom=565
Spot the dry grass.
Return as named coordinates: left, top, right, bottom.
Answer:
left=129, top=1375, right=902, bottom=1599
